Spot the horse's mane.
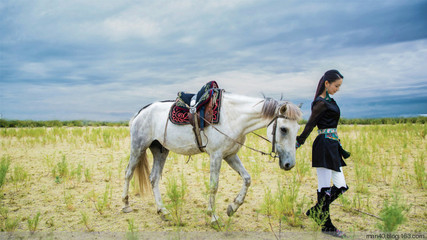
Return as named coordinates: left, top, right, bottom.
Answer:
left=261, top=98, right=302, bottom=121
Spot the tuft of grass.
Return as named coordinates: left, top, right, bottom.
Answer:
left=0, top=155, right=11, bottom=189
left=126, top=218, right=138, bottom=240
left=166, top=173, right=187, bottom=226
left=414, top=152, right=426, bottom=189
left=376, top=191, right=409, bottom=232
left=4, top=216, right=20, bottom=232
left=27, top=212, right=41, bottom=233
left=94, top=184, right=112, bottom=215
left=80, top=211, right=94, bottom=232
left=0, top=206, right=9, bottom=219
left=258, top=175, right=304, bottom=239
left=84, top=168, right=92, bottom=182
left=259, top=187, right=279, bottom=240
left=71, top=162, right=83, bottom=183
left=57, top=155, right=69, bottom=178
left=64, top=190, right=75, bottom=211
left=52, top=155, right=69, bottom=182
left=11, top=165, right=29, bottom=190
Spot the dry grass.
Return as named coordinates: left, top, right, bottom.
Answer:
left=0, top=124, right=425, bottom=235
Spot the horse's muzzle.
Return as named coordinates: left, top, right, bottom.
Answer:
left=279, top=152, right=295, bottom=171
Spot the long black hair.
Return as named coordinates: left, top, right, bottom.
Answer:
left=314, top=69, right=344, bottom=102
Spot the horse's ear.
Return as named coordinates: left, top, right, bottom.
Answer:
left=298, top=103, right=303, bottom=108
left=279, top=104, right=287, bottom=115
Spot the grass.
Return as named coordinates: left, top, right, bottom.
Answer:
left=165, top=172, right=187, bottom=226
left=126, top=218, right=138, bottom=240
left=80, top=211, right=94, bottom=232
left=413, top=152, right=426, bottom=189
left=4, top=216, right=20, bottom=232
left=94, top=184, right=112, bottom=215
left=52, top=154, right=69, bottom=180
left=27, top=212, right=41, bottom=233
left=258, top=174, right=305, bottom=239
left=0, top=155, right=11, bottom=189
left=377, top=190, right=409, bottom=232
left=64, top=189, right=75, bottom=211
left=0, top=123, right=425, bottom=234
left=11, top=165, right=29, bottom=190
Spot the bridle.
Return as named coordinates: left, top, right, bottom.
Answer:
left=265, top=114, right=290, bottom=158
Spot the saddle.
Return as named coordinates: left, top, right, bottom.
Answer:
left=169, top=81, right=222, bottom=151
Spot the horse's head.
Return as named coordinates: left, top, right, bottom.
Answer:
left=266, top=101, right=302, bottom=170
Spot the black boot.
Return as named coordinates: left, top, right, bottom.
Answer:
left=321, top=186, right=348, bottom=238
left=306, top=187, right=329, bottom=218
left=329, top=185, right=349, bottom=203
left=306, top=187, right=347, bottom=238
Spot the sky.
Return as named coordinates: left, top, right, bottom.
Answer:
left=1, top=0, right=426, bottom=121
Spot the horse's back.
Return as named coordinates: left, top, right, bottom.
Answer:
left=130, top=100, right=174, bottom=134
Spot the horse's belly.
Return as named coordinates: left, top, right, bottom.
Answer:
left=163, top=141, right=202, bottom=156
left=158, top=125, right=203, bottom=156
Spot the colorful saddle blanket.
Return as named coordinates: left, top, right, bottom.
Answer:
left=169, top=81, right=222, bottom=125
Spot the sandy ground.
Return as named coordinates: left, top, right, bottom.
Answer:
left=0, top=125, right=426, bottom=238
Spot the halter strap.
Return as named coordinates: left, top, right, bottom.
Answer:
left=269, top=115, right=288, bottom=156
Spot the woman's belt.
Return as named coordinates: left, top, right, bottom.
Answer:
left=317, top=128, right=337, bottom=134
left=318, top=128, right=351, bottom=159
left=318, top=128, right=339, bottom=141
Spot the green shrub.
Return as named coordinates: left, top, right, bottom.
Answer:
left=377, top=191, right=409, bottom=232
left=166, top=173, right=187, bottom=226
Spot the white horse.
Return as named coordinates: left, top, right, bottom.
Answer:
left=122, top=91, right=302, bottom=224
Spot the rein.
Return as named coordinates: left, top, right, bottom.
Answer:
left=199, top=113, right=289, bottom=159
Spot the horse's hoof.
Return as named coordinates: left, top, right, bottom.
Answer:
left=158, top=209, right=172, bottom=221
left=210, top=219, right=224, bottom=229
left=122, top=206, right=133, bottom=213
left=227, top=205, right=235, bottom=217
left=160, top=213, right=172, bottom=222
left=210, top=214, right=224, bottom=227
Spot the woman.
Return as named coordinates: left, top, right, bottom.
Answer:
left=296, top=69, right=350, bottom=238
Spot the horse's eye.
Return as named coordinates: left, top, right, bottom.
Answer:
left=280, top=127, right=288, bottom=134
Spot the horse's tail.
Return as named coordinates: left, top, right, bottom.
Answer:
left=133, top=150, right=151, bottom=196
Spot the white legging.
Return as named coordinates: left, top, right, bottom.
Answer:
left=317, top=167, right=347, bottom=192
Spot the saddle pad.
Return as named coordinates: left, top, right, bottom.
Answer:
left=169, top=89, right=222, bottom=125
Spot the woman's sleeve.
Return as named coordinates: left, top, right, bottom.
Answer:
left=296, top=101, right=327, bottom=146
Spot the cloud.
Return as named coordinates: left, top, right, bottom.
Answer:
left=1, top=1, right=426, bottom=121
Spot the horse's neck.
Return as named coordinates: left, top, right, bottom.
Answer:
left=223, top=93, right=272, bottom=135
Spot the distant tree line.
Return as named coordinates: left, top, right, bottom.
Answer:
left=0, top=116, right=425, bottom=128
left=299, top=116, right=426, bottom=125
left=338, top=116, right=426, bottom=125
left=0, top=119, right=128, bottom=128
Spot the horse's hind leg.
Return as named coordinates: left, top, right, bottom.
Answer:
left=149, top=140, right=170, bottom=220
left=122, top=148, right=143, bottom=212
left=224, top=154, right=251, bottom=217
left=122, top=137, right=150, bottom=213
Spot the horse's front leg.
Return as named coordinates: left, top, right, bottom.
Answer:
left=207, top=153, right=222, bottom=225
left=224, top=154, right=251, bottom=217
